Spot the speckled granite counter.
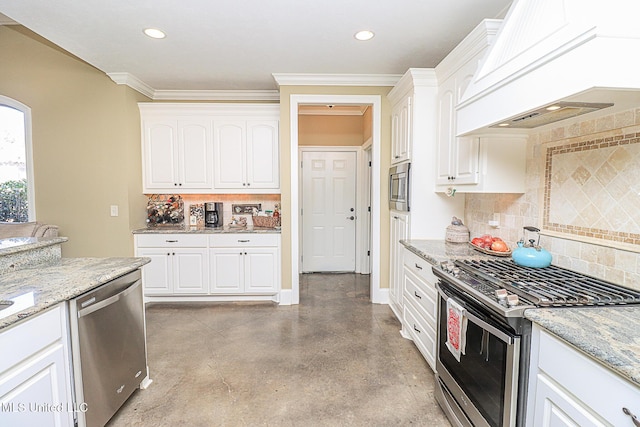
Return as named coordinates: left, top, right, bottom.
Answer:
left=0, top=236, right=68, bottom=275
left=133, top=226, right=280, bottom=234
left=526, top=307, right=640, bottom=387
left=0, top=257, right=150, bottom=330
left=400, top=239, right=494, bottom=266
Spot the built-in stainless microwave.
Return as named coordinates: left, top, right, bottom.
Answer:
left=389, top=162, right=410, bottom=211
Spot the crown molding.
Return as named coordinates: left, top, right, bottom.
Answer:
left=0, top=13, right=18, bottom=25
left=272, top=73, right=402, bottom=87
left=107, top=73, right=280, bottom=101
left=107, top=73, right=155, bottom=99
left=153, top=89, right=280, bottom=101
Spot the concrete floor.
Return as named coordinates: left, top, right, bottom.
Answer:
left=108, top=274, right=452, bottom=426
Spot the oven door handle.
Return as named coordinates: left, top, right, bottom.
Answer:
left=438, top=287, right=516, bottom=345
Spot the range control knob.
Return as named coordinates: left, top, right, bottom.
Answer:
left=507, top=294, right=519, bottom=307
left=495, top=289, right=508, bottom=300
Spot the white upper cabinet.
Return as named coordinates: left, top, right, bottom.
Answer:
left=142, top=118, right=213, bottom=193
left=390, top=95, right=412, bottom=164
left=435, top=19, right=526, bottom=193
left=214, top=120, right=279, bottom=190
left=139, top=103, right=280, bottom=194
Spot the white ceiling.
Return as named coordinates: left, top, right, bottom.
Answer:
left=0, top=0, right=511, bottom=92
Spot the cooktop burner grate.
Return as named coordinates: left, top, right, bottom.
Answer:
left=455, top=259, right=640, bottom=307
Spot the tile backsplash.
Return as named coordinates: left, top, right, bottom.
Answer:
left=147, top=194, right=281, bottom=228
left=465, top=107, right=640, bottom=289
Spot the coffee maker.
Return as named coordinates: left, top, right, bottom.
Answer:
left=204, top=202, right=223, bottom=228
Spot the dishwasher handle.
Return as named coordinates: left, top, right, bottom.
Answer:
left=77, top=280, right=142, bottom=318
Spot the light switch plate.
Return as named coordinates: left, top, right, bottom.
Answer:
left=110, top=205, right=119, bottom=217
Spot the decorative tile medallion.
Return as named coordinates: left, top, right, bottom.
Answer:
left=544, top=132, right=640, bottom=246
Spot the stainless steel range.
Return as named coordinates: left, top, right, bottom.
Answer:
left=432, top=259, right=640, bottom=427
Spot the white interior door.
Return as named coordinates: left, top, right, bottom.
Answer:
left=302, top=150, right=357, bottom=272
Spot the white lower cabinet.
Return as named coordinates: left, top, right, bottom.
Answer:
left=209, top=234, right=279, bottom=295
left=527, top=324, right=640, bottom=427
left=135, top=234, right=209, bottom=295
left=402, top=249, right=438, bottom=372
left=135, top=233, right=281, bottom=299
left=389, top=212, right=409, bottom=321
left=0, top=305, right=74, bottom=427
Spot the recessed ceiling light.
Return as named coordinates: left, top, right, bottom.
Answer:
left=546, top=105, right=561, bottom=111
left=498, top=123, right=510, bottom=127
left=143, top=28, right=166, bottom=39
left=354, top=30, right=374, bottom=41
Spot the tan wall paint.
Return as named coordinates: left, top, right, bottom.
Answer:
left=0, top=26, right=149, bottom=257
left=298, top=115, right=364, bottom=146
left=278, top=86, right=393, bottom=291
left=363, top=106, right=373, bottom=142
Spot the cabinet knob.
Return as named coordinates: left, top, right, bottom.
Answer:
left=243, top=183, right=246, bottom=186
left=347, top=216, right=355, bottom=220
left=244, top=252, right=247, bottom=255
left=174, top=183, right=178, bottom=186
left=394, top=155, right=400, bottom=159
left=247, top=183, right=250, bottom=186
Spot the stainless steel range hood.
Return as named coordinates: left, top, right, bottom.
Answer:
left=457, top=0, right=640, bottom=135
left=490, top=101, right=614, bottom=129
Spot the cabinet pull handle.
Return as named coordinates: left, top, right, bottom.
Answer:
left=415, top=263, right=422, bottom=270
left=623, top=408, right=640, bottom=427
left=165, top=240, right=178, bottom=243
left=238, top=239, right=250, bottom=242
left=414, top=291, right=422, bottom=299
left=413, top=325, right=421, bottom=334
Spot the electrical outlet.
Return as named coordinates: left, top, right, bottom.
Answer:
left=110, top=205, right=119, bottom=217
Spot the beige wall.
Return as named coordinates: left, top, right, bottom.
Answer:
left=278, top=86, right=393, bottom=291
left=0, top=26, right=149, bottom=257
left=298, top=115, right=364, bottom=146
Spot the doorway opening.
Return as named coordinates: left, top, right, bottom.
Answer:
left=289, top=94, right=382, bottom=305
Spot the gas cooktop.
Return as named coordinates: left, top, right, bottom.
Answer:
left=434, top=259, right=640, bottom=318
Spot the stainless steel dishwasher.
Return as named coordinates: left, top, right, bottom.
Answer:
left=69, top=269, right=147, bottom=427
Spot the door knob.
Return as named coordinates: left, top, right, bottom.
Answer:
left=347, top=216, right=355, bottom=220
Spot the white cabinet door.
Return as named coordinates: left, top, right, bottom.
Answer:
left=213, top=121, right=246, bottom=189
left=244, top=247, right=278, bottom=293
left=143, top=120, right=179, bottom=190
left=137, top=248, right=173, bottom=295
left=0, top=305, right=73, bottom=427
left=137, top=247, right=208, bottom=294
left=178, top=119, right=213, bottom=189
left=453, top=136, right=479, bottom=184
left=436, top=83, right=455, bottom=185
left=247, top=121, right=279, bottom=189
left=391, top=96, right=412, bottom=164
left=143, top=119, right=213, bottom=192
left=389, top=212, right=409, bottom=320
left=209, top=248, right=244, bottom=293
left=173, top=248, right=209, bottom=294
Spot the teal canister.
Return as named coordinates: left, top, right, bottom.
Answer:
left=511, top=226, right=552, bottom=268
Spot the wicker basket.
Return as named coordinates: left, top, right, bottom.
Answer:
left=252, top=215, right=280, bottom=228
left=445, top=224, right=470, bottom=243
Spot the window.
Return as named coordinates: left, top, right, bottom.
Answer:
left=0, top=96, right=34, bottom=222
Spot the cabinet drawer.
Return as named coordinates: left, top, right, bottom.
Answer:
left=0, top=305, right=64, bottom=373
left=403, top=249, right=437, bottom=286
left=209, top=233, right=280, bottom=247
left=136, top=234, right=208, bottom=248
left=403, top=302, right=436, bottom=371
left=537, top=328, right=640, bottom=426
left=403, top=267, right=437, bottom=329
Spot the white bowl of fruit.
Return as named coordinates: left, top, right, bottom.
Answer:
left=470, top=234, right=511, bottom=256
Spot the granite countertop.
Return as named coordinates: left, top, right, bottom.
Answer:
left=0, top=236, right=68, bottom=256
left=401, top=239, right=495, bottom=266
left=526, top=307, right=640, bottom=387
left=133, top=225, right=281, bottom=234
left=0, top=257, right=150, bottom=330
